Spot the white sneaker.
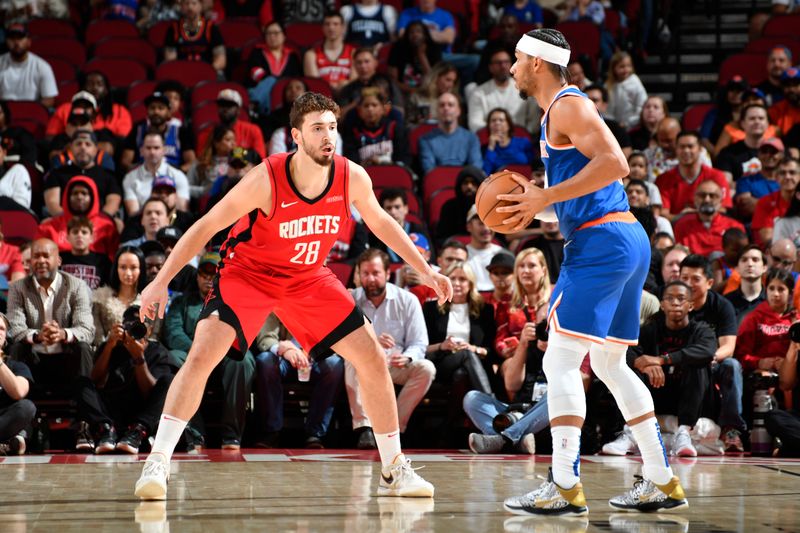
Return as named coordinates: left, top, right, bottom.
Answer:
left=602, top=427, right=638, bottom=456
left=672, top=429, right=697, bottom=457
left=378, top=456, right=434, bottom=497
left=135, top=454, right=170, bottom=500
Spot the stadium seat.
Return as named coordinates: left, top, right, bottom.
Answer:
left=93, top=37, right=157, bottom=70
left=29, top=18, right=76, bottom=38
left=148, top=20, right=173, bottom=48
left=681, top=103, right=715, bottom=131
left=7, top=101, right=50, bottom=129
left=502, top=164, right=532, bottom=178
left=555, top=21, right=600, bottom=65
left=762, top=14, right=800, bottom=38
left=718, top=53, right=766, bottom=86
left=218, top=20, right=262, bottom=50
left=85, top=19, right=139, bottom=48
left=55, top=80, right=79, bottom=106
left=156, top=60, right=217, bottom=87
left=31, top=38, right=86, bottom=67
left=0, top=209, right=39, bottom=245
left=127, top=80, right=159, bottom=108
left=327, top=261, right=354, bottom=287
left=44, top=57, right=77, bottom=85
left=129, top=102, right=148, bottom=124
left=744, top=38, right=800, bottom=61
left=426, top=188, right=456, bottom=231
left=192, top=81, right=250, bottom=109
left=285, top=22, right=325, bottom=50
left=422, top=166, right=461, bottom=206
left=408, top=123, right=438, bottom=157
left=83, top=58, right=149, bottom=89
left=270, top=77, right=333, bottom=110
left=366, top=165, right=414, bottom=190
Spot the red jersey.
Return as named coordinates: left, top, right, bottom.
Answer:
left=315, top=43, right=355, bottom=85
left=673, top=213, right=745, bottom=256
left=655, top=165, right=732, bottom=213
left=220, top=152, right=351, bottom=277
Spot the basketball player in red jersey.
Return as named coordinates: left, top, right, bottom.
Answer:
left=134, top=92, right=451, bottom=501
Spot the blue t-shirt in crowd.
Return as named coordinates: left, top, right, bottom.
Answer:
left=503, top=2, right=544, bottom=25
left=419, top=126, right=483, bottom=176
left=734, top=173, right=780, bottom=200
left=482, top=136, right=535, bottom=175
left=397, top=7, right=456, bottom=53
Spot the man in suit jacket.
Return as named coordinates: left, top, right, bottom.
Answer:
left=6, top=238, right=94, bottom=397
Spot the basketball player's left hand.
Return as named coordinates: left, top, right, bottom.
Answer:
left=497, top=175, right=548, bottom=232
left=421, top=270, right=453, bottom=305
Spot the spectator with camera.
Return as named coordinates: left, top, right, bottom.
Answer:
left=766, top=334, right=800, bottom=456
left=679, top=254, right=746, bottom=452
left=344, top=249, right=434, bottom=449
left=0, top=312, right=36, bottom=456
left=92, top=246, right=146, bottom=346
left=163, top=251, right=255, bottom=450
left=76, top=305, right=173, bottom=454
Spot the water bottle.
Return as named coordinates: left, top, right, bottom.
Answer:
left=751, top=388, right=776, bottom=456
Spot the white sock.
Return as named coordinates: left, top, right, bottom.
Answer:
left=551, top=425, right=581, bottom=489
left=630, top=418, right=674, bottom=485
left=150, top=414, right=187, bottom=463
left=375, top=430, right=403, bottom=469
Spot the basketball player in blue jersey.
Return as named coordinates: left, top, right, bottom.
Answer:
left=497, top=29, right=689, bottom=516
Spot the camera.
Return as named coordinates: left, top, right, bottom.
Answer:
left=121, top=305, right=148, bottom=341
left=790, top=322, right=800, bottom=343
left=493, top=402, right=533, bottom=432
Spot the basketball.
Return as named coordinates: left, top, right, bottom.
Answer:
left=475, top=170, right=527, bottom=234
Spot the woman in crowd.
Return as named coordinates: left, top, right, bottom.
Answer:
left=629, top=96, right=668, bottom=151
left=262, top=78, right=308, bottom=141
left=246, top=20, right=303, bottom=115
left=186, top=125, right=235, bottom=200
left=92, top=246, right=147, bottom=346
left=406, top=62, right=459, bottom=126
left=387, top=20, right=441, bottom=97
left=481, top=108, right=535, bottom=175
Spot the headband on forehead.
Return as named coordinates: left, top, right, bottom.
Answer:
left=516, top=34, right=571, bottom=68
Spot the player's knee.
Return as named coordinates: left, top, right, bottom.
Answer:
left=542, top=332, right=590, bottom=381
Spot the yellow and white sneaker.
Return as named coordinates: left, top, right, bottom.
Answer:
left=504, top=468, right=589, bottom=517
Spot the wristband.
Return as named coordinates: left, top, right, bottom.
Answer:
left=133, top=357, right=146, bottom=366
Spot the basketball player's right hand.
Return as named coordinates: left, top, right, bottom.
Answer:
left=422, top=270, right=453, bottom=305
left=139, top=282, right=168, bottom=322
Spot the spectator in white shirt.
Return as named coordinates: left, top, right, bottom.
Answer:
left=0, top=23, right=58, bottom=107
left=465, top=205, right=504, bottom=292
left=0, top=137, right=31, bottom=208
left=122, top=131, right=189, bottom=216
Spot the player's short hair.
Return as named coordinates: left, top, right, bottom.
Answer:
left=357, top=248, right=390, bottom=272
left=524, top=28, right=572, bottom=83
left=680, top=254, right=713, bottom=280
left=67, top=216, right=93, bottom=234
left=289, top=92, right=340, bottom=130
left=379, top=188, right=408, bottom=206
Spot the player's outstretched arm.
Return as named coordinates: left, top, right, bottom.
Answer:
left=140, top=163, right=272, bottom=321
left=349, top=162, right=453, bottom=304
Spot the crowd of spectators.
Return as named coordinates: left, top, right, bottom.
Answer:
left=0, top=0, right=799, bottom=459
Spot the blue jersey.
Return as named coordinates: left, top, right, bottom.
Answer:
left=540, top=86, right=629, bottom=239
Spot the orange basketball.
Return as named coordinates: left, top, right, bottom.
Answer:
left=475, top=170, right=527, bottom=234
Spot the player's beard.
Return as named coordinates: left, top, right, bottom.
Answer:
left=300, top=137, right=334, bottom=167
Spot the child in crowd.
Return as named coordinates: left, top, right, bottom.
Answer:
left=606, top=51, right=648, bottom=129
left=60, top=216, right=112, bottom=290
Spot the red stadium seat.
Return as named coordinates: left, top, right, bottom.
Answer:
left=762, top=14, right=800, bottom=38
left=218, top=19, right=262, bottom=49
left=422, top=166, right=461, bottom=206
left=555, top=21, right=600, bottom=64
left=85, top=19, right=139, bottom=48
left=192, top=81, right=250, bottom=109
left=270, top=77, right=333, bottom=109
left=366, top=165, right=414, bottom=190
left=681, top=103, right=715, bottom=131
left=156, top=60, right=217, bottom=87
left=285, top=22, right=325, bottom=50
left=13, top=119, right=45, bottom=138
left=129, top=102, right=148, bottom=124
left=327, top=261, right=354, bottom=286
left=502, top=164, right=532, bottom=178
left=93, top=37, right=157, bottom=70
left=7, top=101, right=50, bottom=128
left=744, top=37, right=800, bottom=60
left=83, top=58, right=148, bottom=89
left=718, top=53, right=766, bottom=86
left=127, top=80, right=159, bottom=108
left=44, top=57, right=77, bottom=85
left=0, top=209, right=39, bottom=245
left=408, top=123, right=438, bottom=157
left=29, top=18, right=76, bottom=38
left=55, top=80, right=79, bottom=106
left=148, top=20, right=173, bottom=48
left=426, top=188, right=456, bottom=231
left=31, top=38, right=85, bottom=67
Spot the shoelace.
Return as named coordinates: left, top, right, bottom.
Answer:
left=393, top=459, right=425, bottom=481
left=142, top=459, right=169, bottom=480
left=626, top=475, right=652, bottom=500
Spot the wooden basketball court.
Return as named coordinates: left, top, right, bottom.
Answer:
left=1, top=451, right=798, bottom=532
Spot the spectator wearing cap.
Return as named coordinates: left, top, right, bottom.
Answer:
left=0, top=135, right=31, bottom=209
left=196, top=89, right=266, bottom=159
left=770, top=67, right=800, bottom=136
left=122, top=130, right=190, bottom=216
left=46, top=72, right=133, bottom=140
left=717, top=103, right=776, bottom=182
left=0, top=23, right=58, bottom=107
left=395, top=232, right=433, bottom=290
left=465, top=205, right=505, bottom=293
left=121, top=91, right=196, bottom=173
left=483, top=251, right=515, bottom=308
left=47, top=108, right=116, bottom=173
left=735, top=137, right=785, bottom=220
left=0, top=311, right=36, bottom=456
left=435, top=166, right=485, bottom=246
left=163, top=0, right=226, bottom=73
left=207, top=146, right=260, bottom=202
left=38, top=175, right=120, bottom=259
left=46, top=91, right=99, bottom=141
left=368, top=188, right=429, bottom=263
left=757, top=46, right=793, bottom=107
left=164, top=250, right=255, bottom=450
left=43, top=130, right=122, bottom=219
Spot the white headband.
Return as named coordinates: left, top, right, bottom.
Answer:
left=516, top=34, right=571, bottom=68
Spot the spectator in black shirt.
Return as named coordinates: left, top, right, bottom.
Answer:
left=60, top=216, right=111, bottom=290
left=679, top=254, right=747, bottom=451
left=0, top=312, right=36, bottom=455
left=387, top=20, right=440, bottom=97
left=43, top=131, right=121, bottom=219
left=0, top=101, right=37, bottom=165
left=585, top=84, right=633, bottom=157
left=435, top=165, right=484, bottom=246
left=368, top=188, right=428, bottom=263
left=163, top=0, right=225, bottom=73
left=725, top=244, right=767, bottom=324
left=261, top=78, right=308, bottom=142
left=716, top=103, right=770, bottom=182
left=627, top=281, right=717, bottom=456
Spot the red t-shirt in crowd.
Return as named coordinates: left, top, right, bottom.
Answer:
left=197, top=120, right=266, bottom=158
left=0, top=242, right=24, bottom=281
left=751, top=190, right=790, bottom=232
left=674, top=213, right=745, bottom=256
left=655, top=165, right=732, bottom=213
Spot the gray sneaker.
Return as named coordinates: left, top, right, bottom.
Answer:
left=516, top=434, right=536, bottom=455
left=468, top=433, right=505, bottom=454
left=609, top=475, right=688, bottom=513
left=504, top=468, right=589, bottom=517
